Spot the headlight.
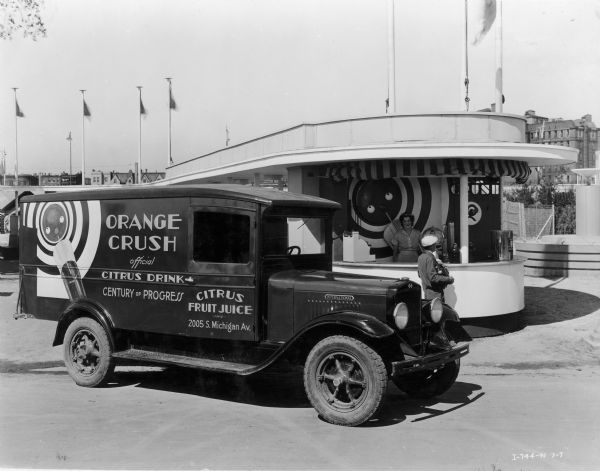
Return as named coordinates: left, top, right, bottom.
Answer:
left=430, top=297, right=443, bottom=323
left=393, top=302, right=409, bottom=330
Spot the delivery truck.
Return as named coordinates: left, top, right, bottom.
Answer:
left=15, top=184, right=469, bottom=426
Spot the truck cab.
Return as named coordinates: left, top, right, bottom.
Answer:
left=16, top=184, right=469, bottom=426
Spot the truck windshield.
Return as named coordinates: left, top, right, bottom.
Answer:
left=263, top=216, right=326, bottom=256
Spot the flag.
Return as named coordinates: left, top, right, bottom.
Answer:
left=15, top=99, right=24, bottom=117
left=140, top=97, right=147, bottom=115
left=169, top=89, right=177, bottom=110
left=471, top=0, right=496, bottom=45
left=83, top=99, right=91, bottom=117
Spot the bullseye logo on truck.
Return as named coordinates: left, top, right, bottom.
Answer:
left=21, top=200, right=101, bottom=299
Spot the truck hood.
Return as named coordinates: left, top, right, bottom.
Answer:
left=268, top=270, right=420, bottom=322
left=268, top=269, right=414, bottom=295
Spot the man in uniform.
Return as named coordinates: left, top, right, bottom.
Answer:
left=417, top=234, right=454, bottom=301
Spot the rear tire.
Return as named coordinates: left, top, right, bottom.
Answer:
left=303, top=335, right=387, bottom=426
left=63, top=317, right=115, bottom=387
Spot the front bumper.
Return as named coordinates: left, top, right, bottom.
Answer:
left=391, top=343, right=469, bottom=376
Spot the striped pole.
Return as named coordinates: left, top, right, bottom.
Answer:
left=494, top=0, right=503, bottom=112
left=80, top=90, right=87, bottom=186
left=137, top=86, right=143, bottom=184
left=387, top=0, right=396, bottom=114
left=12, top=88, right=19, bottom=185
left=166, top=77, right=174, bottom=167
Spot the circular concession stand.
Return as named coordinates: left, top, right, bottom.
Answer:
left=163, top=112, right=578, bottom=336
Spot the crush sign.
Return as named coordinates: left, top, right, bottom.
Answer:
left=95, top=201, right=256, bottom=341
left=98, top=199, right=189, bottom=271
left=105, top=212, right=183, bottom=252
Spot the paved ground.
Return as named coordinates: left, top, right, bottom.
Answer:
left=1, top=366, right=598, bottom=470
left=1, top=259, right=599, bottom=470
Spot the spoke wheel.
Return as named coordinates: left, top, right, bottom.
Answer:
left=63, top=317, right=114, bottom=387
left=304, top=336, right=387, bottom=426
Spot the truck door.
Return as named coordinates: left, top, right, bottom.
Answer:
left=184, top=199, right=258, bottom=341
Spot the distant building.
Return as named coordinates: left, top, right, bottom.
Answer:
left=2, top=174, right=39, bottom=186
left=109, top=170, right=136, bottom=185
left=524, top=110, right=599, bottom=184
left=90, top=169, right=165, bottom=185
left=37, top=172, right=83, bottom=186
left=58, top=172, right=82, bottom=185
left=90, top=170, right=109, bottom=185
left=2, top=168, right=164, bottom=188
left=140, top=170, right=165, bottom=184
left=38, top=173, right=61, bottom=186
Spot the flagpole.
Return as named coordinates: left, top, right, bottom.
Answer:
left=166, top=77, right=172, bottom=167
left=387, top=0, right=396, bottom=114
left=137, top=86, right=143, bottom=184
left=80, top=90, right=87, bottom=186
left=2, top=148, right=6, bottom=186
left=12, top=88, right=19, bottom=185
left=66, top=132, right=72, bottom=184
left=494, top=0, right=503, bottom=112
left=462, top=0, right=470, bottom=111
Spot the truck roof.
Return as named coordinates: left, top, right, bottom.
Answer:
left=20, top=184, right=341, bottom=210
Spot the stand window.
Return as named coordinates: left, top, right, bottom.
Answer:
left=193, top=212, right=250, bottom=264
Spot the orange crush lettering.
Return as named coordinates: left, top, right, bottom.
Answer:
left=108, top=235, right=176, bottom=252
left=105, top=213, right=182, bottom=231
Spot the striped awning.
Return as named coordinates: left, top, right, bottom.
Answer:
left=324, top=159, right=531, bottom=184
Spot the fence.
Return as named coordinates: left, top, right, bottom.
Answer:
left=502, top=201, right=554, bottom=239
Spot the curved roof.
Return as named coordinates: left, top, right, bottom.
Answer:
left=162, top=113, right=578, bottom=185
left=21, top=184, right=341, bottom=209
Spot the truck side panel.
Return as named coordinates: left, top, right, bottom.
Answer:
left=19, top=196, right=258, bottom=341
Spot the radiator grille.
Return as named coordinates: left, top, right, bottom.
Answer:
left=305, top=297, right=362, bottom=317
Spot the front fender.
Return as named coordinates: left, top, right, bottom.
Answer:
left=53, top=298, right=115, bottom=347
left=441, top=303, right=460, bottom=323
left=298, top=311, right=396, bottom=339
left=235, top=312, right=397, bottom=375
left=441, top=303, right=472, bottom=342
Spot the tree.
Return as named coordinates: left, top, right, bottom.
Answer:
left=554, top=188, right=576, bottom=234
left=554, top=189, right=576, bottom=207
left=504, top=181, right=576, bottom=235
left=504, top=182, right=535, bottom=205
left=555, top=204, right=576, bottom=235
left=533, top=178, right=555, bottom=206
left=0, top=0, right=46, bottom=41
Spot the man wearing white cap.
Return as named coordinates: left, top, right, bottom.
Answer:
left=417, top=233, right=454, bottom=301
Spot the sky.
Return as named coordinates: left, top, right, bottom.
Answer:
left=1, top=0, right=600, bottom=177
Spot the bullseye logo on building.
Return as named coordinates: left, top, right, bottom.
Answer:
left=21, top=200, right=101, bottom=299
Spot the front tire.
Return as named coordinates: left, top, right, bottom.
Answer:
left=63, top=317, right=115, bottom=387
left=303, top=335, right=387, bottom=426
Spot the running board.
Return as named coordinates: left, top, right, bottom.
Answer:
left=112, top=348, right=263, bottom=375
